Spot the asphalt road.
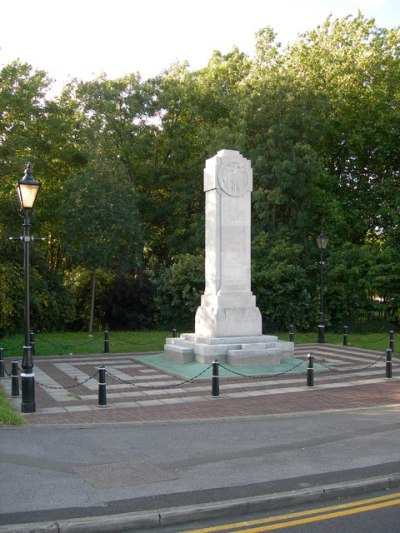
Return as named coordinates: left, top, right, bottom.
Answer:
left=1, top=407, right=400, bottom=531
left=162, top=490, right=400, bottom=533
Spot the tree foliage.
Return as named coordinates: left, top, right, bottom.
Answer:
left=0, top=13, right=399, bottom=333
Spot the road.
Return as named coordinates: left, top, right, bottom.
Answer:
left=168, top=491, right=400, bottom=532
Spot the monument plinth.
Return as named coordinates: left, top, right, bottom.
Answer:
left=165, top=150, right=293, bottom=365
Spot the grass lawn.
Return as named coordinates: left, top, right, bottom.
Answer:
left=0, top=330, right=172, bottom=357
left=0, top=329, right=396, bottom=357
left=0, top=388, right=24, bottom=425
left=0, top=329, right=396, bottom=425
left=279, top=330, right=396, bottom=353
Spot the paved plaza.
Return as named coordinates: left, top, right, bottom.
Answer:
left=2, top=344, right=399, bottom=426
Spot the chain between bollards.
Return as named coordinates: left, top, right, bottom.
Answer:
left=98, top=365, right=107, bottom=406
left=386, top=348, right=393, bottom=379
left=212, top=360, right=220, bottom=397
left=307, top=353, right=314, bottom=387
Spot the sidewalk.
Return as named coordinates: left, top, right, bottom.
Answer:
left=1, top=344, right=400, bottom=532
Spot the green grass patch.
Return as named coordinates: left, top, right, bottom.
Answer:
left=0, top=388, right=25, bottom=426
left=0, top=330, right=395, bottom=357
left=278, top=330, right=395, bottom=353
left=0, top=330, right=172, bottom=357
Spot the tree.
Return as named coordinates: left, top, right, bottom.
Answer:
left=1, top=13, right=399, bottom=333
left=284, top=13, right=400, bottom=244
left=252, top=232, right=316, bottom=330
left=60, top=161, right=142, bottom=332
left=0, top=61, right=81, bottom=333
left=147, top=51, right=252, bottom=266
left=0, top=60, right=51, bottom=177
left=0, top=61, right=51, bottom=255
left=153, top=253, right=204, bottom=329
left=242, top=28, right=339, bottom=240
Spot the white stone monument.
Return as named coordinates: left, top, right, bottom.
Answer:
left=164, top=150, right=293, bottom=366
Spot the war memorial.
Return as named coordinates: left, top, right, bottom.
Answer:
left=164, top=149, right=293, bottom=366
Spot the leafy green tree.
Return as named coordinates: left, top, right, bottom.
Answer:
left=325, top=242, right=400, bottom=328
left=147, top=51, right=252, bottom=265
left=242, top=30, right=337, bottom=240
left=0, top=61, right=50, bottom=259
left=73, top=74, right=157, bottom=191
left=60, top=160, right=142, bottom=332
left=0, top=60, right=51, bottom=177
left=1, top=12, right=399, bottom=333
left=0, top=61, right=80, bottom=333
left=284, top=13, right=400, bottom=243
left=153, top=253, right=204, bottom=329
left=252, top=232, right=315, bottom=331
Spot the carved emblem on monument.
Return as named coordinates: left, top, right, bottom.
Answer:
left=218, top=161, right=249, bottom=196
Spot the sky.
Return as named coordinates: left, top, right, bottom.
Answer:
left=1, top=0, right=399, bottom=93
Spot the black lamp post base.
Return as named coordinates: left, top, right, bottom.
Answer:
left=21, top=373, right=36, bottom=413
left=317, top=324, right=325, bottom=344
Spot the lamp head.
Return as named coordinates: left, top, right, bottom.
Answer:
left=16, top=163, right=41, bottom=210
left=316, top=230, right=329, bottom=250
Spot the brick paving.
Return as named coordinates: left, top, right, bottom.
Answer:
left=2, top=344, right=400, bottom=426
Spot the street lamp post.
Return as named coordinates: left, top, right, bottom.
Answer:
left=316, top=230, right=328, bottom=344
left=15, top=163, right=41, bottom=413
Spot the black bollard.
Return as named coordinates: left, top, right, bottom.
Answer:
left=0, top=348, right=4, bottom=378
left=307, top=354, right=314, bottom=387
left=11, top=361, right=19, bottom=397
left=289, top=324, right=294, bottom=343
left=98, top=365, right=107, bottom=407
left=211, top=360, right=220, bottom=397
left=30, top=332, right=35, bottom=357
left=343, top=325, right=348, bottom=346
left=104, top=330, right=109, bottom=354
left=172, top=328, right=177, bottom=338
left=389, top=330, right=395, bottom=353
left=386, top=348, right=393, bottom=379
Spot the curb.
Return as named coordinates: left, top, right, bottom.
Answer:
left=2, top=472, right=400, bottom=532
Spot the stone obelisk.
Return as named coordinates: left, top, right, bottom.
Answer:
left=195, top=149, right=262, bottom=337
left=164, top=150, right=293, bottom=366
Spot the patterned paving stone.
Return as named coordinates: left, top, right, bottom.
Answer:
left=1, top=344, right=399, bottom=425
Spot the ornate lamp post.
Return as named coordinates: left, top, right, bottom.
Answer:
left=15, top=163, right=41, bottom=413
left=316, top=230, right=328, bottom=344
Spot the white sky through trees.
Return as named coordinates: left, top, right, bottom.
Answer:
left=1, top=0, right=399, bottom=93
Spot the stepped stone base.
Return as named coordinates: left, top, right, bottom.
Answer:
left=164, top=334, right=294, bottom=366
